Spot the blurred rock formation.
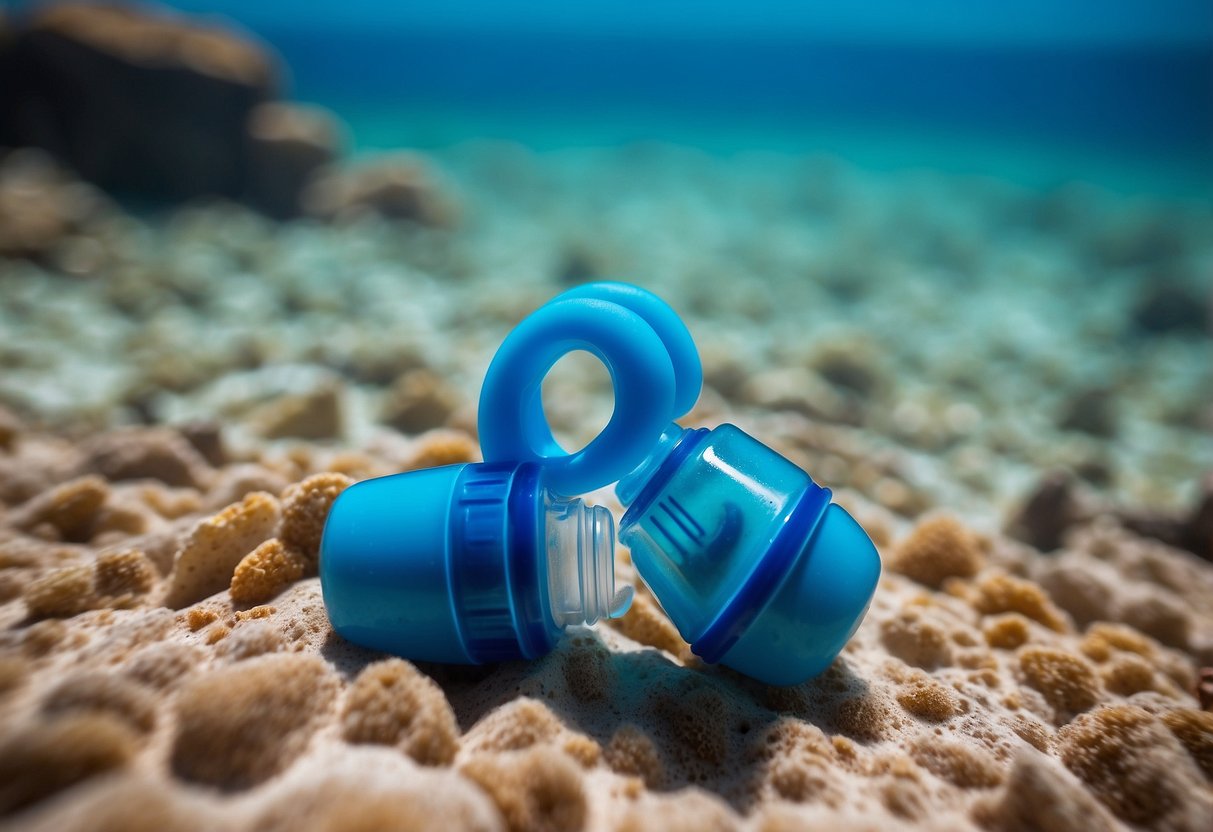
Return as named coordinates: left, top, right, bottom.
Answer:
left=302, top=154, right=458, bottom=228
left=0, top=147, right=117, bottom=267
left=0, top=2, right=277, bottom=200
left=0, top=2, right=343, bottom=220
left=245, top=103, right=343, bottom=220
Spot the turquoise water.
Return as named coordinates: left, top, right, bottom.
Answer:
left=151, top=2, right=1212, bottom=196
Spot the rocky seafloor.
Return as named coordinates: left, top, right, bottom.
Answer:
left=1, top=134, right=1212, bottom=832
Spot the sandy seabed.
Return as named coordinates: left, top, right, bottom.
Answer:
left=0, top=143, right=1211, bottom=831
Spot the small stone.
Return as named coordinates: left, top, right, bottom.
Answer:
left=177, top=421, right=227, bottom=468
left=342, top=658, right=459, bottom=766
left=381, top=369, right=461, bottom=435
left=248, top=388, right=342, bottom=446
left=809, top=339, right=885, bottom=399
left=303, top=153, right=456, bottom=227
left=1058, top=388, right=1117, bottom=438
left=1197, top=668, right=1213, bottom=711
left=555, top=245, right=605, bottom=286
left=170, top=654, right=336, bottom=789
left=460, top=747, right=586, bottom=832
left=1058, top=705, right=1206, bottom=827
left=1131, top=279, right=1208, bottom=335
left=79, top=427, right=211, bottom=489
left=0, top=404, right=21, bottom=451
left=245, top=102, right=343, bottom=220
left=1116, top=473, right=1213, bottom=562
left=1007, top=471, right=1083, bottom=552
left=974, top=573, right=1070, bottom=632
left=1182, top=473, right=1213, bottom=562
left=204, top=464, right=290, bottom=511
left=740, top=366, right=858, bottom=425
left=12, top=476, right=109, bottom=542
left=249, top=385, right=343, bottom=441
left=1018, top=646, right=1100, bottom=720
left=0, top=148, right=116, bottom=263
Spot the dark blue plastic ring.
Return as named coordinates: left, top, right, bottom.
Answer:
left=691, top=483, right=832, bottom=664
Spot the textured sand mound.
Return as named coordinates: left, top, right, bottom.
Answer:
left=0, top=416, right=1210, bottom=831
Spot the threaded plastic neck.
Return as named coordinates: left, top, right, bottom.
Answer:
left=545, top=496, right=632, bottom=627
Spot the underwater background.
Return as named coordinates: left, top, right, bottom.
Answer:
left=0, top=2, right=1212, bottom=830
left=89, top=1, right=1213, bottom=189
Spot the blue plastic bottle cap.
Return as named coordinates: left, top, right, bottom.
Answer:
left=321, top=465, right=473, bottom=662
left=322, top=280, right=881, bottom=683
left=320, top=462, right=559, bottom=663
left=479, top=281, right=702, bottom=496
left=715, top=504, right=880, bottom=686
left=617, top=423, right=881, bottom=687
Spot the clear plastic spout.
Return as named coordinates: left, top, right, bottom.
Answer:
left=545, top=494, right=632, bottom=627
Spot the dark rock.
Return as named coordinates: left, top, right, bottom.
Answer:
left=0, top=2, right=279, bottom=201
left=818, top=263, right=869, bottom=302
left=79, top=427, right=212, bottom=489
left=556, top=247, right=603, bottom=286
left=1183, top=474, right=1213, bottom=562
left=1007, top=471, right=1083, bottom=552
left=1058, top=387, right=1117, bottom=438
left=809, top=341, right=885, bottom=399
left=244, top=102, right=343, bottom=220
left=1198, top=667, right=1213, bottom=711
left=1131, top=280, right=1208, bottom=335
left=1073, top=456, right=1114, bottom=488
left=177, top=420, right=227, bottom=468
left=1117, top=473, right=1213, bottom=563
left=699, top=344, right=750, bottom=402
left=303, top=154, right=457, bottom=227
left=1118, top=510, right=1186, bottom=551
left=740, top=366, right=860, bottom=426
left=1089, top=213, right=1186, bottom=269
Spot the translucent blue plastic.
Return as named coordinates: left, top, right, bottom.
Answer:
left=617, top=422, right=881, bottom=684
left=718, top=502, right=880, bottom=684
left=619, top=424, right=811, bottom=640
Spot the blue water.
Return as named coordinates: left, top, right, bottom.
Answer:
left=253, top=27, right=1212, bottom=193
left=275, top=31, right=1208, bottom=152
left=14, top=0, right=1211, bottom=194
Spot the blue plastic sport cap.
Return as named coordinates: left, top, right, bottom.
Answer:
left=320, top=462, right=560, bottom=663
left=479, top=281, right=701, bottom=496
left=616, top=423, right=881, bottom=686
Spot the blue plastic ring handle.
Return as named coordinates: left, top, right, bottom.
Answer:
left=553, top=283, right=702, bottom=417
left=479, top=282, right=702, bottom=497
